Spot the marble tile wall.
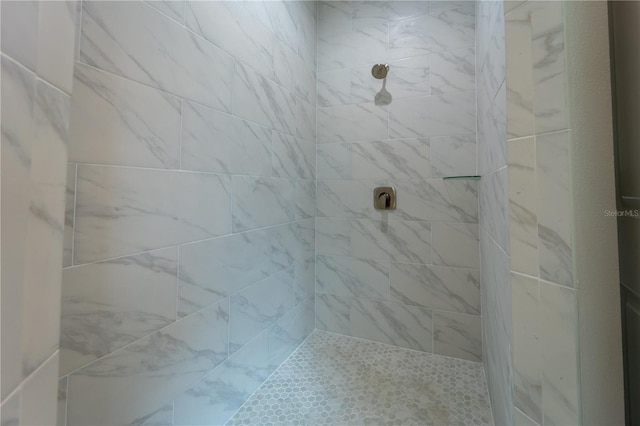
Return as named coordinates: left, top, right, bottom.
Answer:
left=58, top=1, right=317, bottom=425
left=1, top=1, right=78, bottom=425
left=477, top=1, right=582, bottom=425
left=505, top=2, right=580, bottom=425
left=315, top=1, right=482, bottom=363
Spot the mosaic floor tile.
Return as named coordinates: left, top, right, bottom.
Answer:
left=227, top=330, right=494, bottom=425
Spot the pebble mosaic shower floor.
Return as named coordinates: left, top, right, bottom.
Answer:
left=226, top=330, right=494, bottom=426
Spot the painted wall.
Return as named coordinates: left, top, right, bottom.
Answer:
left=58, top=1, right=317, bottom=425
left=0, top=1, right=78, bottom=425
left=315, top=1, right=482, bottom=362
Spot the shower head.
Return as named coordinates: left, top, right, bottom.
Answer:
left=371, top=63, right=389, bottom=79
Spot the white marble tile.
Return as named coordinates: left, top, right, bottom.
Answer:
left=317, top=143, right=351, bottom=180
left=272, top=41, right=297, bottom=94
left=316, top=293, right=351, bottom=335
left=80, top=1, right=233, bottom=111
left=386, top=55, right=431, bottom=99
left=318, top=24, right=388, bottom=72
left=350, top=299, right=433, bottom=352
left=268, top=296, right=315, bottom=367
left=185, top=1, right=275, bottom=82
left=63, top=164, right=76, bottom=268
left=146, top=0, right=185, bottom=22
left=431, top=47, right=476, bottom=95
left=432, top=222, right=479, bottom=268
left=479, top=168, right=510, bottom=254
left=316, top=255, right=390, bottom=301
left=245, top=1, right=297, bottom=54
left=351, top=139, right=431, bottom=180
left=233, top=61, right=297, bottom=136
left=318, top=68, right=351, bottom=107
left=389, top=179, right=479, bottom=223
left=296, top=98, right=316, bottom=142
left=66, top=301, right=229, bottom=426
left=60, top=248, right=178, bottom=376
left=20, top=352, right=60, bottom=426
left=390, top=91, right=476, bottom=139
left=480, top=8, right=506, bottom=102
left=318, top=1, right=351, bottom=37
left=268, top=220, right=315, bottom=272
left=0, top=392, right=20, bottom=426
left=174, top=332, right=272, bottom=426
left=505, top=3, right=535, bottom=139
left=295, top=257, right=315, bottom=306
left=539, top=281, right=579, bottom=425
left=231, top=176, right=295, bottom=233
left=1, top=0, right=39, bottom=71
left=531, top=1, right=567, bottom=134
left=391, top=263, right=480, bottom=315
left=295, top=180, right=315, bottom=221
left=21, top=80, right=70, bottom=376
left=181, top=101, right=271, bottom=176
left=515, top=408, right=540, bottom=426
left=480, top=227, right=514, bottom=426
left=1, top=55, right=34, bottom=399
left=69, top=64, right=181, bottom=169
left=316, top=217, right=351, bottom=256
left=508, top=137, right=538, bottom=277
left=37, top=0, right=77, bottom=94
left=316, top=179, right=383, bottom=219
left=433, top=311, right=482, bottom=362
left=477, top=79, right=507, bottom=174
left=350, top=64, right=385, bottom=105
left=140, top=403, right=173, bottom=426
left=74, top=166, right=231, bottom=264
left=229, top=267, right=295, bottom=353
left=318, top=102, right=388, bottom=143
left=292, top=1, right=317, bottom=70
left=389, top=6, right=475, bottom=59
left=430, top=135, right=477, bottom=178
left=178, top=230, right=271, bottom=318
left=350, top=219, right=432, bottom=264
left=536, top=130, right=573, bottom=287
left=271, top=132, right=315, bottom=180
left=58, top=376, right=68, bottom=426
left=512, top=272, right=542, bottom=424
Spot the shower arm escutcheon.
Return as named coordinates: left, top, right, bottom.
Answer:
left=371, top=63, right=390, bottom=79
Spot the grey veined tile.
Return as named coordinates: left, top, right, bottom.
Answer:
left=350, top=219, right=432, bottom=264
left=432, top=222, right=480, bottom=268
left=231, top=176, right=295, bottom=233
left=391, top=263, right=481, bottom=315
left=316, top=255, right=390, bottom=301
left=66, top=300, right=229, bottom=426
left=178, top=230, right=271, bottom=318
left=433, top=311, right=482, bottom=362
left=350, top=299, right=433, bottom=352
left=69, top=63, right=182, bottom=169
left=73, top=166, right=231, bottom=263
left=181, top=101, right=272, bottom=176
left=60, top=248, right=178, bottom=376
left=80, top=0, right=233, bottom=110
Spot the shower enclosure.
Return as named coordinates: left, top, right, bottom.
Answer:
left=0, top=1, right=626, bottom=425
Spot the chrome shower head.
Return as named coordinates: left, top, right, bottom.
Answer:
left=371, top=63, right=389, bottom=79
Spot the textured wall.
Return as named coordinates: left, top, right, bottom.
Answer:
left=0, top=1, right=78, bottom=425
left=315, top=1, right=482, bottom=363
left=58, top=1, right=317, bottom=425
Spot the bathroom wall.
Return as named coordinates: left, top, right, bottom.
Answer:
left=315, top=1, right=482, bottom=362
left=505, top=2, right=580, bottom=424
left=475, top=1, right=512, bottom=424
left=478, top=1, right=607, bottom=424
left=0, top=1, right=78, bottom=425
left=59, top=1, right=317, bottom=425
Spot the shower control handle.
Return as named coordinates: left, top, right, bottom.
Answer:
left=373, top=187, right=397, bottom=210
